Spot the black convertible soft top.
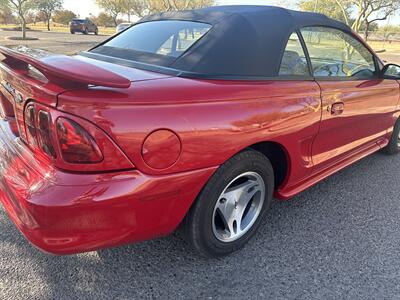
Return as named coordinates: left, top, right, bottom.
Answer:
left=89, top=5, right=352, bottom=79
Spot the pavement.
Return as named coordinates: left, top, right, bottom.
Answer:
left=1, top=151, right=400, bottom=299
left=0, top=30, right=108, bottom=55
left=1, top=30, right=400, bottom=299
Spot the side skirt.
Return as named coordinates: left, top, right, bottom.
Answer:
left=275, top=138, right=389, bottom=200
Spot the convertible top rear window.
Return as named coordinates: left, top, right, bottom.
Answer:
left=91, top=20, right=211, bottom=65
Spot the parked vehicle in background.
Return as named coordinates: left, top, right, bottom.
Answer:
left=70, top=19, right=98, bottom=35
left=0, top=6, right=400, bottom=258
left=116, top=23, right=133, bottom=33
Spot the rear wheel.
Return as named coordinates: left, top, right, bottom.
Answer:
left=384, top=119, right=400, bottom=154
left=70, top=31, right=75, bottom=34
left=185, top=149, right=274, bottom=257
left=94, top=28, right=99, bottom=35
left=83, top=28, right=88, bottom=35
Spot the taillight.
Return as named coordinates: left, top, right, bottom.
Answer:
left=24, top=104, right=37, bottom=147
left=23, top=102, right=134, bottom=172
left=37, top=110, right=57, bottom=159
left=56, top=117, right=103, bottom=164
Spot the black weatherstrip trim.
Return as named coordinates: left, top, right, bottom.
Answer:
left=296, top=29, right=314, bottom=77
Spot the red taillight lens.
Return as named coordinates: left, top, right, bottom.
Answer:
left=23, top=102, right=133, bottom=172
left=56, top=117, right=103, bottom=164
left=37, top=110, right=57, bottom=159
left=24, top=104, right=37, bottom=147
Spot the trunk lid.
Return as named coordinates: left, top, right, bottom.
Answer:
left=73, top=54, right=171, bottom=82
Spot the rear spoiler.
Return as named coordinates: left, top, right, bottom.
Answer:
left=0, top=46, right=131, bottom=89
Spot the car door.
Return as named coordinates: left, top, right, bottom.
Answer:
left=277, top=32, right=322, bottom=183
left=300, top=26, right=400, bottom=171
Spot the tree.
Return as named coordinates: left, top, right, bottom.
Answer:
left=379, top=24, right=400, bottom=35
left=91, top=12, right=114, bottom=27
left=379, top=24, right=400, bottom=46
left=35, top=10, right=48, bottom=23
left=0, top=5, right=15, bottom=24
left=360, top=0, right=400, bottom=41
left=300, top=0, right=400, bottom=41
left=96, top=0, right=125, bottom=26
left=0, top=0, right=36, bottom=38
left=122, top=0, right=149, bottom=20
left=95, top=0, right=214, bottom=24
left=299, top=0, right=351, bottom=23
left=359, top=20, right=378, bottom=32
left=35, top=0, right=63, bottom=31
left=147, top=0, right=214, bottom=13
left=24, top=10, right=36, bottom=23
left=52, top=9, right=76, bottom=24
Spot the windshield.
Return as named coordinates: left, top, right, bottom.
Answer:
left=91, top=20, right=211, bottom=65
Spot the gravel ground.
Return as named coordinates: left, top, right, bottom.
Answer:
left=1, top=151, right=400, bottom=299
left=1, top=29, right=400, bottom=300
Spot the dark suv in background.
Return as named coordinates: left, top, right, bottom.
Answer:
left=70, top=19, right=98, bottom=35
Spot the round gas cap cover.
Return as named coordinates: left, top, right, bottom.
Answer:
left=142, top=129, right=181, bottom=169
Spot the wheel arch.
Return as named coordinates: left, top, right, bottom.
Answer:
left=248, top=141, right=290, bottom=189
left=178, top=140, right=290, bottom=232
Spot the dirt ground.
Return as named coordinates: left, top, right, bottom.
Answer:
left=368, top=40, right=400, bottom=64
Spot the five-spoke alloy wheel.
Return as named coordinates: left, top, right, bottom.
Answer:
left=212, top=172, right=265, bottom=243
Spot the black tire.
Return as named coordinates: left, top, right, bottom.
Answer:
left=384, top=119, right=400, bottom=155
left=70, top=31, right=75, bottom=34
left=94, top=28, right=99, bottom=35
left=185, top=149, right=274, bottom=257
left=83, top=28, right=88, bottom=35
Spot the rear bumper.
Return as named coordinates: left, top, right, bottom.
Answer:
left=70, top=26, right=84, bottom=31
left=0, top=120, right=216, bottom=254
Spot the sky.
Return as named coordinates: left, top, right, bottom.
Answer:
left=63, top=0, right=400, bottom=25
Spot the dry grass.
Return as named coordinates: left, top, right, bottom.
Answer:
left=368, top=40, right=400, bottom=64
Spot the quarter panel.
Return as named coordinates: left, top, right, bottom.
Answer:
left=58, top=78, right=322, bottom=189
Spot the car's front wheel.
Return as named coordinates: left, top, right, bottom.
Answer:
left=185, top=149, right=274, bottom=257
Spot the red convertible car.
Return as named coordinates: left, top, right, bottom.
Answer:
left=0, top=6, right=399, bottom=257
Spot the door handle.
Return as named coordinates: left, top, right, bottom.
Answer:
left=329, top=102, right=345, bottom=116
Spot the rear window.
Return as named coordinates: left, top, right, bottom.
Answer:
left=72, top=19, right=85, bottom=23
left=91, top=20, right=211, bottom=66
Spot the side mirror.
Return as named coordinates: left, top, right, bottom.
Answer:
left=382, top=64, right=400, bottom=79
